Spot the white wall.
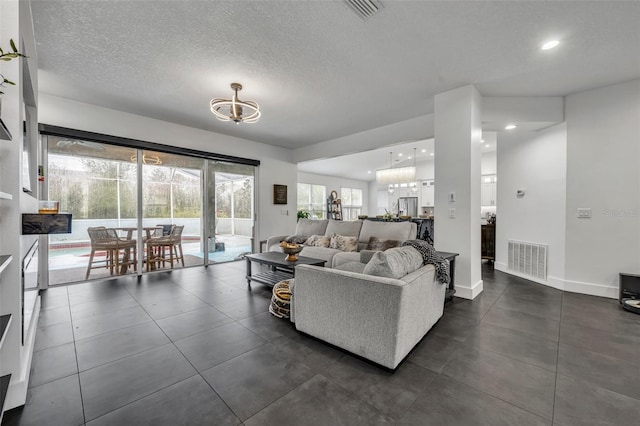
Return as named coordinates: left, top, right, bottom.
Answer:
left=495, top=123, right=567, bottom=288
left=564, top=79, right=640, bottom=297
left=481, top=151, right=497, bottom=175
left=297, top=171, right=369, bottom=217
left=38, top=94, right=299, bottom=241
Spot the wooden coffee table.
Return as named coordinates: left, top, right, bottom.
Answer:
left=245, top=251, right=326, bottom=289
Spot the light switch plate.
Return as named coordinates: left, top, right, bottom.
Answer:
left=577, top=208, right=591, bottom=218
left=449, top=192, right=456, bottom=202
left=449, top=208, right=455, bottom=218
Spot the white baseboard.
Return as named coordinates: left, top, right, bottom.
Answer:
left=494, top=262, right=617, bottom=299
left=5, top=295, right=40, bottom=411
left=454, top=279, right=484, bottom=300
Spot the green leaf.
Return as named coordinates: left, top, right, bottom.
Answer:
left=10, top=39, right=17, bottom=52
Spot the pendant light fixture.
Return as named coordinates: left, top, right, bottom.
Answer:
left=376, top=151, right=416, bottom=185
left=210, top=83, right=261, bottom=124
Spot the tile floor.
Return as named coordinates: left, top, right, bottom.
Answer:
left=3, top=262, right=640, bottom=425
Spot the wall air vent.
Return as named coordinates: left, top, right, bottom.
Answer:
left=507, top=240, right=548, bottom=281
left=343, top=0, right=383, bottom=20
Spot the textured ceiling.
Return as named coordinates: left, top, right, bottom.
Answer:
left=32, top=1, right=640, bottom=153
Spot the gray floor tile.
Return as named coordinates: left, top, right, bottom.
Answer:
left=29, top=342, right=78, bottom=388
left=270, top=334, right=344, bottom=373
left=357, top=361, right=438, bottom=421
left=465, top=323, right=558, bottom=371
left=397, top=374, right=550, bottom=425
left=320, top=353, right=393, bottom=394
left=68, top=282, right=131, bottom=305
left=71, top=304, right=153, bottom=341
left=238, top=311, right=300, bottom=341
left=156, top=306, right=233, bottom=341
left=38, top=293, right=70, bottom=312
left=174, top=322, right=266, bottom=371
left=75, top=321, right=170, bottom=371
left=559, top=322, right=640, bottom=364
left=202, top=343, right=315, bottom=420
left=70, top=294, right=139, bottom=320
left=554, top=374, right=640, bottom=426
left=561, top=294, right=640, bottom=338
left=80, top=344, right=196, bottom=421
left=211, top=293, right=272, bottom=320
left=482, top=305, right=560, bottom=341
left=408, top=333, right=465, bottom=373
left=494, top=292, right=562, bottom=321
left=558, top=343, right=640, bottom=400
left=139, top=293, right=211, bottom=320
left=86, top=375, right=240, bottom=426
left=127, top=283, right=194, bottom=305
left=444, top=293, right=499, bottom=321
left=37, top=306, right=71, bottom=327
left=442, top=346, right=556, bottom=419
left=501, top=280, right=563, bottom=302
left=34, top=321, right=74, bottom=351
left=431, top=312, right=479, bottom=342
left=193, top=284, right=257, bottom=305
left=2, top=375, right=84, bottom=426
left=244, top=374, right=393, bottom=426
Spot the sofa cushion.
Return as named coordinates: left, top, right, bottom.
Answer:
left=295, top=219, right=329, bottom=237
left=329, top=233, right=358, bottom=252
left=357, top=220, right=416, bottom=251
left=333, top=261, right=367, bottom=274
left=304, top=234, right=331, bottom=247
left=362, top=246, right=423, bottom=279
left=325, top=220, right=362, bottom=237
left=366, top=236, right=402, bottom=251
left=285, top=235, right=308, bottom=244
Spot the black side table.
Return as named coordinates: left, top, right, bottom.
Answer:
left=436, top=251, right=459, bottom=302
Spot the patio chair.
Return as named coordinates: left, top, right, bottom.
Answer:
left=85, top=226, right=137, bottom=279
left=146, top=225, right=184, bottom=270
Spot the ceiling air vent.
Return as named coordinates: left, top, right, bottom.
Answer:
left=343, top=0, right=383, bottom=20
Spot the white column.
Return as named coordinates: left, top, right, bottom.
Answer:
left=434, top=85, right=483, bottom=299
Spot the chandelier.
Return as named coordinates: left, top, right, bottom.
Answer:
left=376, top=151, right=416, bottom=185
left=210, top=83, right=261, bottom=124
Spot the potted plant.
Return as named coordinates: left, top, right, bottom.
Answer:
left=297, top=210, right=311, bottom=222
left=0, top=39, right=27, bottom=95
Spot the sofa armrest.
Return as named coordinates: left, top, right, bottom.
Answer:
left=359, top=250, right=376, bottom=264
left=265, top=235, right=288, bottom=251
left=293, top=264, right=442, bottom=368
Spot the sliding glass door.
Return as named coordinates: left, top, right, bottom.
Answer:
left=44, top=135, right=257, bottom=286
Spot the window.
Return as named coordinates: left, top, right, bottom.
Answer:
left=341, top=187, right=363, bottom=221
left=297, top=183, right=326, bottom=219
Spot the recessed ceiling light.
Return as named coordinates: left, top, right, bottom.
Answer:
left=485, top=144, right=490, bottom=148
left=367, top=170, right=371, bottom=174
left=541, top=40, right=560, bottom=50
left=407, top=156, right=412, bottom=160
left=421, top=149, right=426, bottom=153
left=398, top=153, right=403, bottom=157
left=430, top=152, right=434, bottom=156
left=505, top=124, right=517, bottom=130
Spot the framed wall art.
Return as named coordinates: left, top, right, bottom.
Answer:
left=273, top=184, right=287, bottom=204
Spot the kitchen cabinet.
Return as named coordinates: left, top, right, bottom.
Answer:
left=420, top=180, right=434, bottom=207
left=481, top=175, right=497, bottom=206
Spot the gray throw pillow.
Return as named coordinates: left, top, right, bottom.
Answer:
left=366, top=236, right=402, bottom=251
left=362, top=246, right=423, bottom=279
left=304, top=234, right=331, bottom=247
left=285, top=235, right=308, bottom=244
left=329, top=233, right=358, bottom=252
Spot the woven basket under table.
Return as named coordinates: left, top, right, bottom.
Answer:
left=269, top=280, right=292, bottom=318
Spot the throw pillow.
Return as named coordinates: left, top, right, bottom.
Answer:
left=304, top=234, right=331, bottom=247
left=285, top=235, right=308, bottom=244
left=329, top=233, right=358, bottom=252
left=362, top=246, right=423, bottom=279
left=366, top=236, right=402, bottom=251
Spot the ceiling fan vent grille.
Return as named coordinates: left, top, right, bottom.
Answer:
left=343, top=0, right=383, bottom=20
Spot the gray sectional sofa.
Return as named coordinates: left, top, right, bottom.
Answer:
left=266, top=219, right=417, bottom=267
left=266, top=219, right=446, bottom=369
left=292, top=247, right=445, bottom=369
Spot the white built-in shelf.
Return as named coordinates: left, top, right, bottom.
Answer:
left=0, top=192, right=12, bottom=200
left=0, top=255, right=12, bottom=276
left=0, top=314, right=11, bottom=350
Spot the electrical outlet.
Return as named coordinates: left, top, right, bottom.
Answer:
left=449, top=208, right=455, bottom=218
left=577, top=208, right=591, bottom=218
